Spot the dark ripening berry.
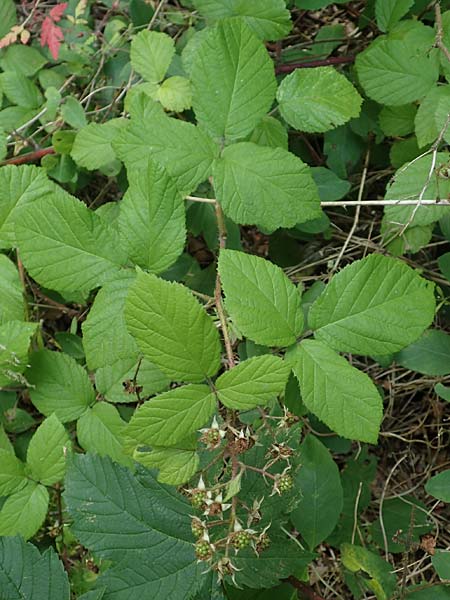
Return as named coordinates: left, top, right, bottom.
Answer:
left=195, top=540, right=213, bottom=561
left=232, top=530, right=252, bottom=550
left=278, top=474, right=293, bottom=493
left=191, top=489, right=207, bottom=509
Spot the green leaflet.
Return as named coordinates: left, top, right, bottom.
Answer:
left=64, top=454, right=202, bottom=599
left=0, top=0, right=16, bottom=39
left=379, top=103, right=417, bottom=136
left=0, top=481, right=49, bottom=540
left=341, top=543, right=397, bottom=600
left=77, top=403, right=132, bottom=468
left=249, top=116, right=288, bottom=150
left=216, top=354, right=290, bottom=410
left=425, top=469, right=450, bottom=502
left=15, top=189, right=128, bottom=294
left=113, top=101, right=219, bottom=195
left=118, top=160, right=186, bottom=273
left=28, top=350, right=95, bottom=422
left=126, top=384, right=215, bottom=447
left=213, top=142, right=322, bottom=230
left=0, top=72, right=42, bottom=108
left=394, top=329, right=450, bottom=376
left=375, top=0, right=413, bottom=32
left=415, top=86, right=450, bottom=148
left=291, top=435, right=343, bottom=549
left=0, top=165, right=55, bottom=248
left=125, top=271, right=222, bottom=382
left=356, top=36, right=438, bottom=106
left=192, top=0, right=292, bottom=40
left=191, top=19, right=276, bottom=141
left=0, top=320, right=37, bottom=387
left=71, top=119, right=127, bottom=171
left=288, top=340, right=383, bottom=443
left=0, top=254, right=25, bottom=325
left=0, top=448, right=26, bottom=496
left=309, top=254, right=436, bottom=356
left=0, top=537, right=70, bottom=600
left=157, top=76, right=192, bottom=112
left=277, top=67, right=362, bottom=133
left=130, top=30, right=174, bottom=83
left=26, top=414, right=70, bottom=485
left=134, top=443, right=199, bottom=485
left=218, top=249, right=304, bottom=346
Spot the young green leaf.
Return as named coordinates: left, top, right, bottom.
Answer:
left=0, top=320, right=37, bottom=387
left=291, top=435, right=343, bottom=549
left=156, top=76, right=192, bottom=112
left=114, top=103, right=219, bottom=194
left=192, top=0, right=292, bottom=40
left=64, top=454, right=202, bottom=598
left=126, top=384, right=215, bottom=446
left=130, top=30, right=175, bottom=83
left=288, top=340, right=383, bottom=443
left=134, top=443, right=199, bottom=486
left=213, top=142, right=322, bottom=229
left=219, top=249, right=304, bottom=346
left=125, top=271, right=222, bottom=382
left=71, top=119, right=127, bottom=171
left=77, top=403, right=132, bottom=468
left=356, top=37, right=438, bottom=105
left=118, top=159, right=186, bottom=273
left=191, top=18, right=276, bottom=141
left=0, top=448, right=26, bottom=496
left=0, top=536, right=70, bottom=600
left=26, top=414, right=70, bottom=485
left=27, top=350, right=95, bottom=422
left=277, top=67, right=362, bottom=133
left=341, top=543, right=397, bottom=600
left=0, top=481, right=49, bottom=540
left=249, top=115, right=288, bottom=149
left=0, top=165, right=55, bottom=248
left=0, top=254, right=25, bottom=325
left=309, top=254, right=436, bottom=355
left=216, top=354, right=290, bottom=409
left=15, top=189, right=128, bottom=294
left=375, top=0, right=414, bottom=32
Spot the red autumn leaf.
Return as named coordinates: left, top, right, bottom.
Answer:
left=49, top=3, right=68, bottom=22
left=40, top=17, right=64, bottom=60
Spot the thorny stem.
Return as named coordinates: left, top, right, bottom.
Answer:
left=238, top=463, right=277, bottom=481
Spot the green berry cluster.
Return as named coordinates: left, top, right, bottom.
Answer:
left=232, top=530, right=252, bottom=550
left=256, top=533, right=270, bottom=553
left=191, top=489, right=207, bottom=509
left=195, top=540, right=213, bottom=561
left=205, top=429, right=221, bottom=445
left=278, top=474, right=293, bottom=493
left=191, top=518, right=204, bottom=538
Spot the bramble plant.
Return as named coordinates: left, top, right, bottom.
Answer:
left=1, top=1, right=450, bottom=599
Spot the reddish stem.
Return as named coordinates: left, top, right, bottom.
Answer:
left=275, top=55, right=355, bottom=74
left=1, top=147, right=55, bottom=166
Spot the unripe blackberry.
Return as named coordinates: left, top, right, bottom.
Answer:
left=195, top=540, right=213, bottom=561
left=278, top=474, right=293, bottom=493
left=256, top=533, right=270, bottom=553
left=205, top=429, right=220, bottom=445
left=191, top=518, right=203, bottom=538
left=191, top=489, right=207, bottom=509
left=232, top=530, right=252, bottom=550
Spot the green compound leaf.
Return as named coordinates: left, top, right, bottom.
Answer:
left=127, top=384, right=215, bottom=447
left=0, top=254, right=25, bottom=325
left=192, top=0, right=292, bottom=40
left=27, top=350, right=95, bottom=422
left=375, top=0, right=414, bottom=32
left=309, top=254, right=436, bottom=356
left=0, top=536, right=70, bottom=600
left=114, top=102, right=219, bottom=195
left=288, top=340, right=383, bottom=443
left=26, top=414, right=70, bottom=486
left=134, top=442, right=199, bottom=486
left=126, top=271, right=222, bottom=382
left=0, top=481, right=49, bottom=540
left=156, top=76, right=192, bottom=112
left=0, top=165, right=55, bottom=249
left=277, top=67, right=362, bottom=133
left=71, top=119, right=127, bottom=171
left=191, top=19, right=276, bottom=141
left=342, top=544, right=397, bottom=600
left=15, top=190, right=127, bottom=294
left=0, top=448, right=26, bottom=496
left=219, top=249, right=304, bottom=346
left=213, top=142, right=322, bottom=229
left=0, top=320, right=37, bottom=387
left=425, top=469, right=450, bottom=502
left=64, top=454, right=202, bottom=599
left=216, top=354, right=290, bottom=409
left=130, top=30, right=175, bottom=83
left=356, top=37, right=438, bottom=105
left=118, top=160, right=186, bottom=273
left=291, top=435, right=343, bottom=549
left=77, top=403, right=132, bottom=468
left=394, top=329, right=450, bottom=376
